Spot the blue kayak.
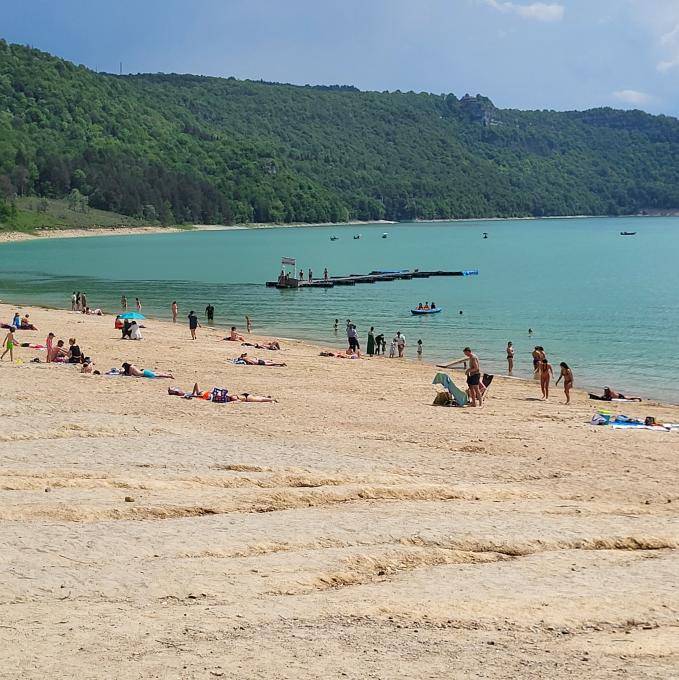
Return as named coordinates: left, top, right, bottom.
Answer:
left=411, top=308, right=442, bottom=315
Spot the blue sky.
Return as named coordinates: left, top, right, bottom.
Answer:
left=2, top=0, right=679, bottom=115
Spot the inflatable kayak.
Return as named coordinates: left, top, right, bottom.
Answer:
left=411, top=308, right=442, bottom=315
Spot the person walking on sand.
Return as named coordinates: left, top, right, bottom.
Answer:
left=556, top=362, right=574, bottom=404
left=246, top=316, right=252, bottom=333
left=136, top=297, right=142, bottom=313
left=121, top=295, right=128, bottom=311
left=1, top=327, right=16, bottom=362
left=463, top=347, right=483, bottom=407
left=539, top=358, right=553, bottom=399
left=171, top=301, right=178, bottom=323
left=188, top=310, right=200, bottom=340
left=506, top=341, right=514, bottom=374
left=205, top=304, right=215, bottom=323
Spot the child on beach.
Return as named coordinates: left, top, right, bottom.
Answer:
left=1, top=327, right=16, bottom=362
left=417, top=339, right=423, bottom=357
left=389, top=339, right=396, bottom=358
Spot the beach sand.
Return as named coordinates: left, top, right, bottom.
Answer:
left=1, top=303, right=678, bottom=679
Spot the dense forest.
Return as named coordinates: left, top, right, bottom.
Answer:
left=2, top=40, right=679, bottom=226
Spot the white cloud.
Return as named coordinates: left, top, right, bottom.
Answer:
left=613, top=89, right=651, bottom=105
left=483, top=0, right=565, bottom=22
left=629, top=1, right=679, bottom=73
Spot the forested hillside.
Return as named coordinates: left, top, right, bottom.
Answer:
left=2, top=40, right=679, bottom=226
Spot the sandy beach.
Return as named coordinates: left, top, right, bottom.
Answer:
left=1, top=303, right=678, bottom=679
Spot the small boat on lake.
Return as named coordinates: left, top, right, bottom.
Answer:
left=411, top=307, right=442, bottom=315
left=620, top=231, right=636, bottom=236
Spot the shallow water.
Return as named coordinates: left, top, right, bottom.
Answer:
left=1, top=217, right=678, bottom=401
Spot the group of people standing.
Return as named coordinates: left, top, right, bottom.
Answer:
left=296, top=267, right=329, bottom=283
left=341, top=319, right=415, bottom=359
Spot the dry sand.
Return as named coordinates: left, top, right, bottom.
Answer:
left=1, top=303, right=678, bottom=679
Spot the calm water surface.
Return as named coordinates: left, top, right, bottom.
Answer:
left=1, top=217, right=677, bottom=401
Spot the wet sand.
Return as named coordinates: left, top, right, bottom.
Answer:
left=1, top=303, right=678, bottom=679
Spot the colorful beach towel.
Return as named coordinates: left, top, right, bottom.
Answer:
left=432, top=372, right=468, bottom=407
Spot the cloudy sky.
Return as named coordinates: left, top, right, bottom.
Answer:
left=3, top=0, right=679, bottom=115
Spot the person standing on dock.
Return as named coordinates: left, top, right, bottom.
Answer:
left=308, top=268, right=313, bottom=282
left=299, top=270, right=304, bottom=281
left=205, top=304, right=215, bottom=323
left=324, top=268, right=328, bottom=281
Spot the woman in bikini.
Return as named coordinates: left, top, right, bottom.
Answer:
left=555, top=362, right=574, bottom=404
left=121, top=362, right=174, bottom=379
left=539, top=358, right=553, bottom=399
left=506, top=341, right=514, bottom=374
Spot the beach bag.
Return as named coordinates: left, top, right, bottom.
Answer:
left=212, top=388, right=229, bottom=403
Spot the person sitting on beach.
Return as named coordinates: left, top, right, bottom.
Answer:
left=68, top=338, right=82, bottom=364
left=129, top=321, right=143, bottom=341
left=241, top=340, right=281, bottom=350
left=48, top=339, right=69, bottom=363
left=20, top=314, right=37, bottom=330
left=121, top=362, right=174, bottom=379
left=226, top=326, right=245, bottom=342
left=168, top=383, right=276, bottom=402
left=115, top=315, right=124, bottom=330
left=81, top=357, right=95, bottom=374
left=235, top=352, right=286, bottom=367
left=12, top=312, right=20, bottom=329
left=121, top=319, right=133, bottom=339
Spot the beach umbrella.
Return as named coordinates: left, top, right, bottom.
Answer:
left=119, top=312, right=145, bottom=320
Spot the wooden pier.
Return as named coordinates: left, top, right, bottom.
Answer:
left=266, top=269, right=479, bottom=289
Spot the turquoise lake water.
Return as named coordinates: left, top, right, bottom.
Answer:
left=1, top=217, right=678, bottom=402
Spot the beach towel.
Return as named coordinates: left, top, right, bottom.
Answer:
left=432, top=372, right=468, bottom=407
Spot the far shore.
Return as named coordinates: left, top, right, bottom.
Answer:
left=1, top=211, right=676, bottom=244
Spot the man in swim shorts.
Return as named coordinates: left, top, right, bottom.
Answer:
left=463, top=346, right=483, bottom=407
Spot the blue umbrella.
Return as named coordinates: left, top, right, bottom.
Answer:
left=119, top=312, right=145, bottom=320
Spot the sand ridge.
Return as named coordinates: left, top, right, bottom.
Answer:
left=0, top=303, right=678, bottom=679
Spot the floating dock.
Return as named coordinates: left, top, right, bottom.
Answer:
left=266, top=269, right=479, bottom=288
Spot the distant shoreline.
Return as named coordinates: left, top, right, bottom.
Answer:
left=1, top=212, right=676, bottom=244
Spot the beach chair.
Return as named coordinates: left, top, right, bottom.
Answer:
left=432, top=372, right=468, bottom=407
left=481, top=373, right=494, bottom=399
left=211, top=388, right=229, bottom=403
